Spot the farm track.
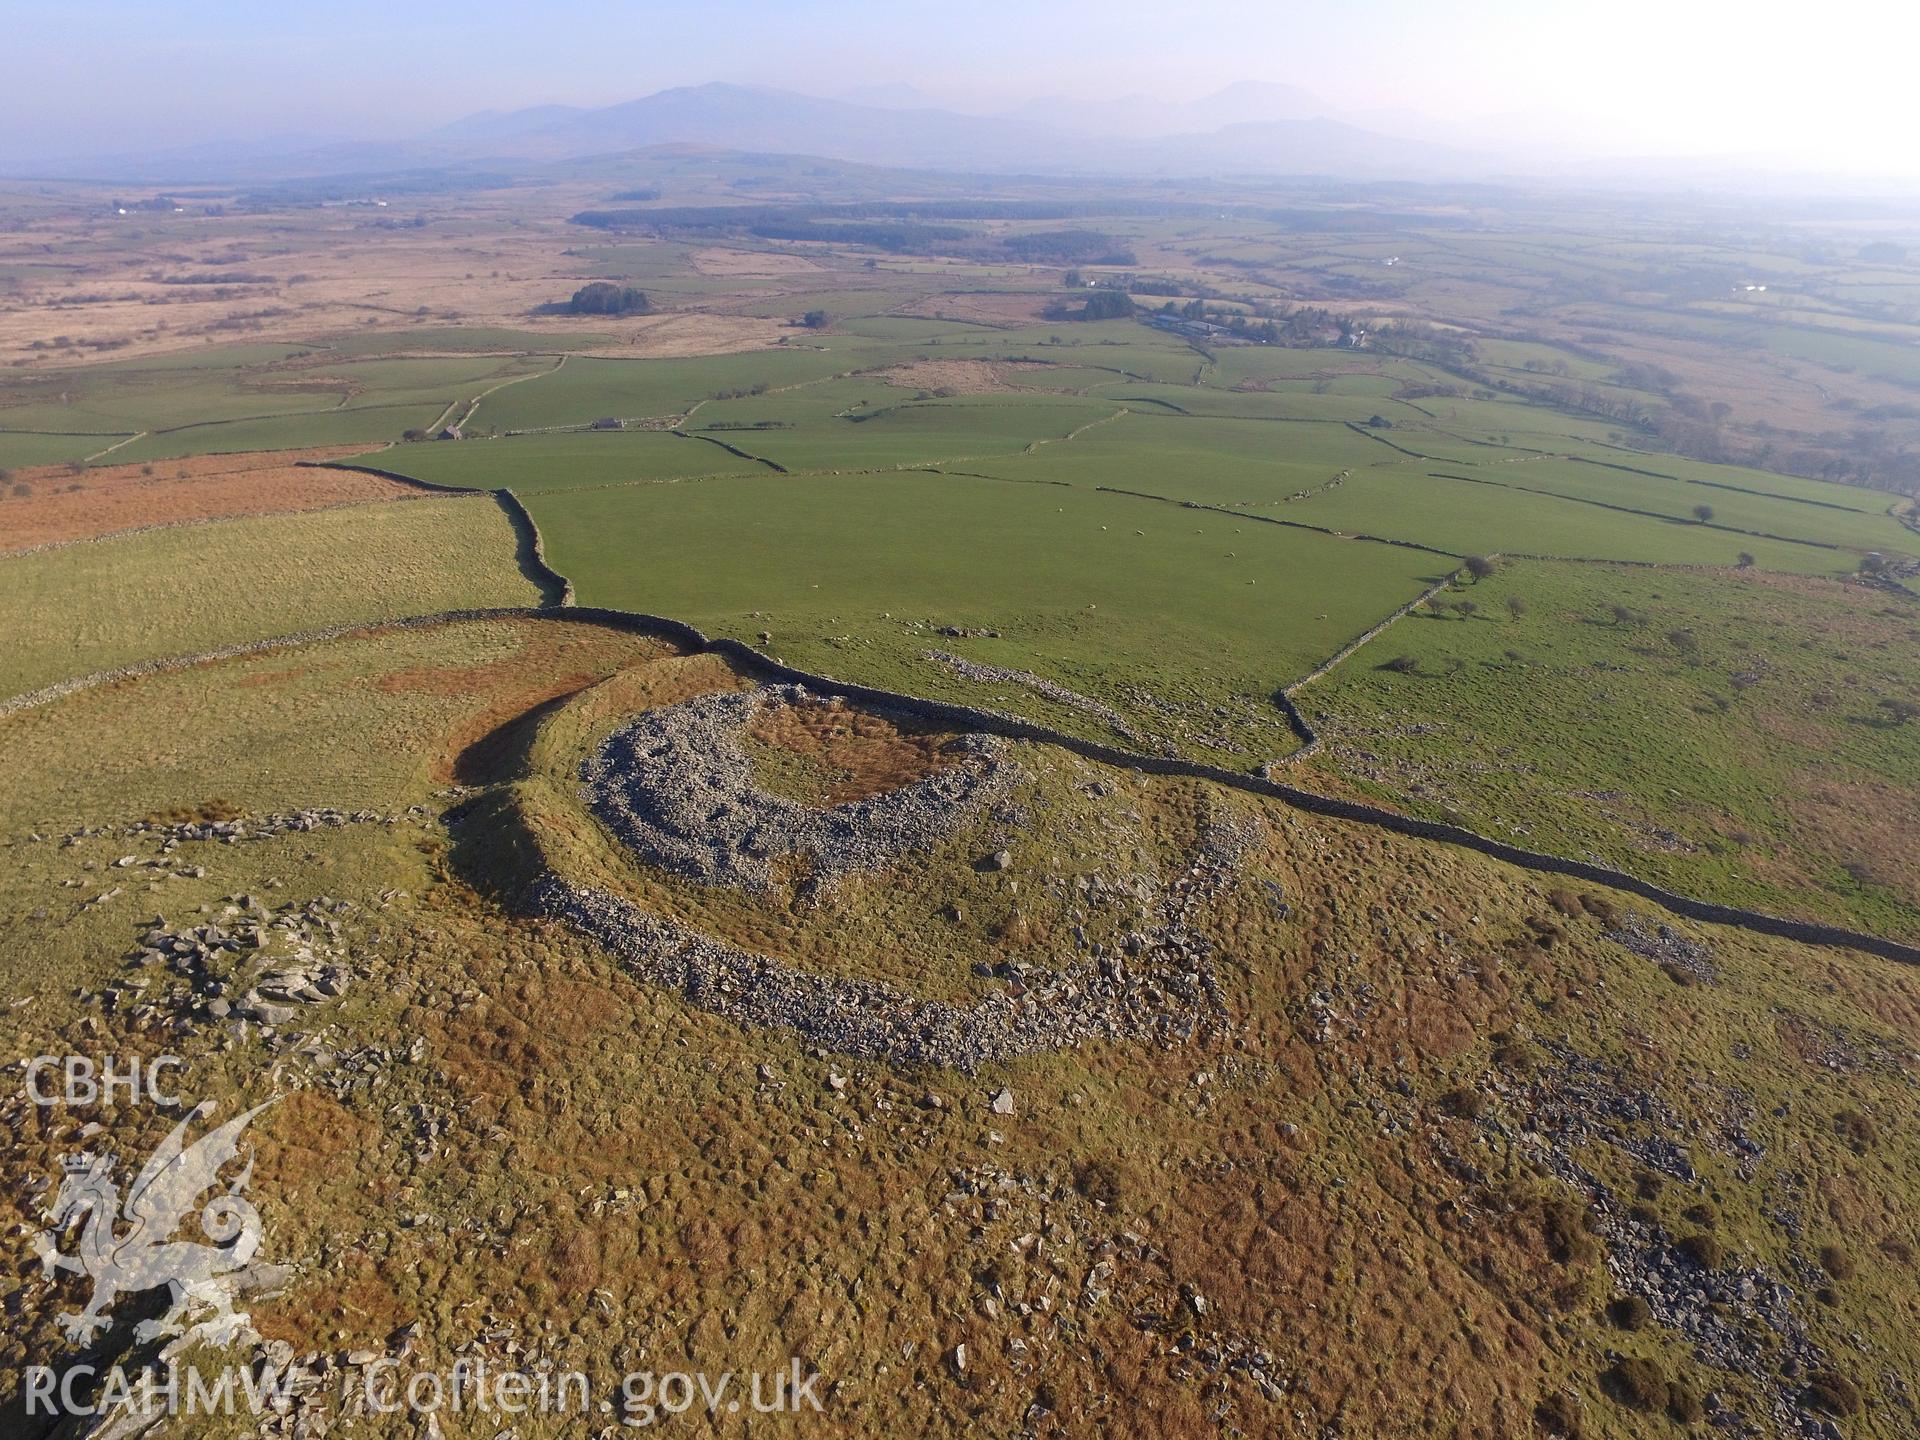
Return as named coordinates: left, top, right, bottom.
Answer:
left=1024, top=406, right=1128, bottom=452
left=81, top=431, right=147, bottom=463
left=423, top=399, right=463, bottom=436
left=453, top=353, right=568, bottom=433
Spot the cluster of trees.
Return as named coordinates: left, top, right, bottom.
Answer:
left=1155, top=299, right=1474, bottom=362
left=999, top=230, right=1136, bottom=266
left=1148, top=298, right=1287, bottom=343
left=565, top=282, right=651, bottom=316
left=1568, top=383, right=1920, bottom=493
left=1462, top=327, right=1920, bottom=494
left=1044, top=290, right=1136, bottom=322
left=750, top=220, right=969, bottom=252
left=1360, top=318, right=1476, bottom=368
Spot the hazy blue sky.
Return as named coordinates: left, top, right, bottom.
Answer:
left=6, top=0, right=1914, bottom=175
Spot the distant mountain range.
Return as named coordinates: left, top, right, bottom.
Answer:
left=28, top=78, right=1877, bottom=197
left=875, top=80, right=1337, bottom=140
left=429, top=82, right=1485, bottom=180
left=4, top=81, right=1491, bottom=185
left=435, top=84, right=1058, bottom=170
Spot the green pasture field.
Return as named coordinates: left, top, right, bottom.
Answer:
left=318, top=326, right=616, bottom=355
left=522, top=469, right=1441, bottom=761
left=0, top=496, right=538, bottom=699
left=1003, top=364, right=1145, bottom=391
left=1741, top=321, right=1920, bottom=385
left=1394, top=396, right=1629, bottom=450
left=0, top=431, right=126, bottom=468
left=940, top=411, right=1876, bottom=572
left=1274, top=470, right=1853, bottom=572
left=312, top=354, right=557, bottom=401
left=1573, top=306, right=1920, bottom=388
left=473, top=348, right=876, bottom=430
left=1299, top=559, right=1920, bottom=937
left=957, top=413, right=1396, bottom=504
left=0, top=348, right=556, bottom=460
left=0, top=374, right=346, bottom=435
left=354, top=429, right=764, bottom=492
left=69, top=342, right=310, bottom=371
left=829, top=315, right=1007, bottom=342
left=1101, top=383, right=1416, bottom=423
left=1073, top=411, right=1397, bottom=473
left=1448, top=455, right=1920, bottom=557
left=919, top=322, right=1205, bottom=382
left=1465, top=338, right=1618, bottom=382
left=467, top=321, right=1208, bottom=436
left=105, top=403, right=454, bottom=462
left=0, top=346, right=437, bottom=428
left=1623, top=452, right=1902, bottom=514
left=688, top=375, right=907, bottom=424
left=1325, top=425, right=1539, bottom=467
left=692, top=393, right=1117, bottom=472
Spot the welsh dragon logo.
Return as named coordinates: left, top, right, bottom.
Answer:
left=31, top=1099, right=277, bottom=1348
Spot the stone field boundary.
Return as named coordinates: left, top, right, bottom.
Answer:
left=8, top=595, right=1918, bottom=968
left=8, top=454, right=1918, bottom=968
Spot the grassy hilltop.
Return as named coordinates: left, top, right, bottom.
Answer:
left=1, top=169, right=1916, bottom=1438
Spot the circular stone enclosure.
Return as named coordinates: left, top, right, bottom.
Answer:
left=583, top=684, right=1011, bottom=894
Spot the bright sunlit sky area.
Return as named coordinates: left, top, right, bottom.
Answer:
left=4, top=0, right=1915, bottom=177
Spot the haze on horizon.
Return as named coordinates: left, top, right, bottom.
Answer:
left=5, top=0, right=1914, bottom=183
